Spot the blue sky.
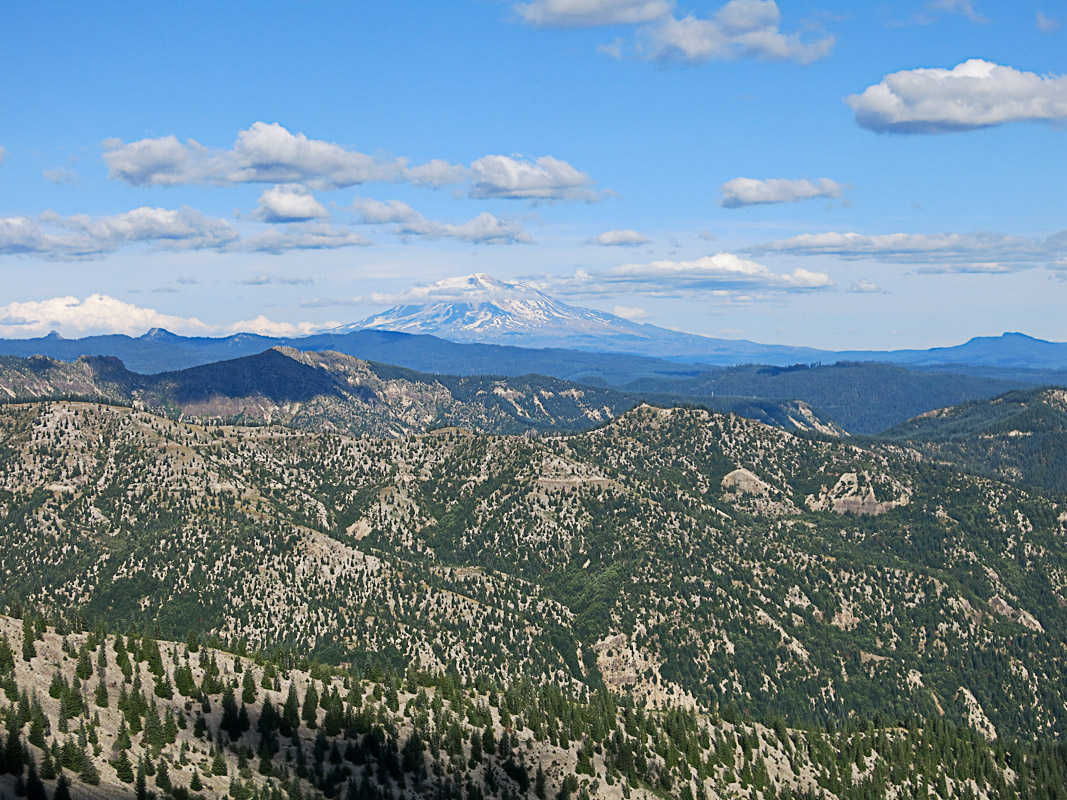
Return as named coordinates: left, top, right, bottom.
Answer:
left=1, top=0, right=1064, bottom=349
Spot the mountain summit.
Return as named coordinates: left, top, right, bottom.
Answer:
left=339, top=273, right=648, bottom=344
left=337, top=273, right=826, bottom=361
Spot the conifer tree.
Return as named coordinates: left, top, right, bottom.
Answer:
left=302, top=684, right=320, bottom=730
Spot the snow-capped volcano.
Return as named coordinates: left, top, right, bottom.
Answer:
left=335, top=273, right=826, bottom=361
left=340, top=274, right=650, bottom=343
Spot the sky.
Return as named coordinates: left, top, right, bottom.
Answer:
left=0, top=0, right=1065, bottom=350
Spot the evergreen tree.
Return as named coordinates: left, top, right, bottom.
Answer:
left=282, top=683, right=300, bottom=736
left=302, top=683, right=320, bottom=730
left=113, top=750, right=135, bottom=784
left=54, top=774, right=72, bottom=800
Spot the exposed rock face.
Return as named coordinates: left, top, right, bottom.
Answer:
left=721, top=467, right=797, bottom=515
left=806, top=471, right=911, bottom=516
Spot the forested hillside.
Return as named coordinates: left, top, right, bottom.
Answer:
left=880, top=386, right=1067, bottom=496
left=1, top=401, right=1065, bottom=748
left=0, top=351, right=843, bottom=438
left=5, top=614, right=1067, bottom=800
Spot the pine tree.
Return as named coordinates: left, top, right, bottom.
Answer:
left=26, top=758, right=47, bottom=800
left=282, top=683, right=300, bottom=736
left=54, top=774, right=72, bottom=800
left=113, top=749, right=135, bottom=784
left=21, top=617, right=36, bottom=662
left=95, top=676, right=109, bottom=708
left=243, top=669, right=258, bottom=705
left=212, top=747, right=229, bottom=776
left=75, top=646, right=93, bottom=681
left=302, top=683, right=320, bottom=730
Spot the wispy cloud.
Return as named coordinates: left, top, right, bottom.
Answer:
left=849, top=279, right=881, bottom=293
left=0, top=207, right=373, bottom=260
left=516, top=0, right=672, bottom=27
left=238, top=275, right=314, bottom=286
left=235, top=223, right=373, bottom=254
left=847, top=59, right=1067, bottom=134
left=532, top=252, right=834, bottom=298
left=351, top=197, right=532, bottom=244
left=720, top=177, right=845, bottom=208
left=1036, top=11, right=1061, bottom=32
left=928, top=0, right=988, bottom=24
left=750, top=229, right=1067, bottom=271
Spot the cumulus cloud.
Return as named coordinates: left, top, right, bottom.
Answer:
left=468, top=155, right=598, bottom=201
left=0, top=207, right=238, bottom=260
left=750, top=229, right=1067, bottom=271
left=0, top=295, right=213, bottom=337
left=106, top=122, right=418, bottom=189
left=104, top=122, right=594, bottom=200
left=0, top=207, right=375, bottom=260
left=1037, top=11, right=1060, bottom=32
left=254, top=184, right=329, bottom=222
left=720, top=177, right=844, bottom=208
left=351, top=198, right=421, bottom=225
left=593, top=229, right=651, bottom=246
left=613, top=305, right=650, bottom=319
left=351, top=197, right=530, bottom=244
left=642, top=0, right=834, bottom=64
left=516, top=0, right=672, bottom=27
left=535, top=252, right=834, bottom=298
left=847, top=59, right=1067, bottom=134
left=0, top=294, right=334, bottom=339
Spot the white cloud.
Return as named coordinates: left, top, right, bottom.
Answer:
left=536, top=252, right=834, bottom=298
left=1037, top=11, right=1060, bottom=32
left=0, top=294, right=211, bottom=337
left=0, top=207, right=239, bottom=260
left=594, top=229, right=651, bottom=246
left=0, top=294, right=333, bottom=339
left=403, top=159, right=468, bottom=188
left=236, top=223, right=373, bottom=254
left=468, top=155, right=597, bottom=201
left=105, top=122, right=407, bottom=189
left=750, top=229, right=1067, bottom=270
left=929, top=0, right=987, bottom=23
left=849, top=279, right=881, bottom=293
left=516, top=0, right=672, bottom=27
left=398, top=212, right=531, bottom=244
left=351, top=197, right=530, bottom=244
left=847, top=59, right=1067, bottom=134
left=255, top=184, right=329, bottom=222
left=0, top=145, right=6, bottom=167
left=0, top=207, right=378, bottom=259
left=643, top=0, right=833, bottom=64
left=104, top=123, right=595, bottom=200
left=613, top=305, right=650, bottom=319
left=351, top=198, right=421, bottom=225
left=721, top=177, right=844, bottom=208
